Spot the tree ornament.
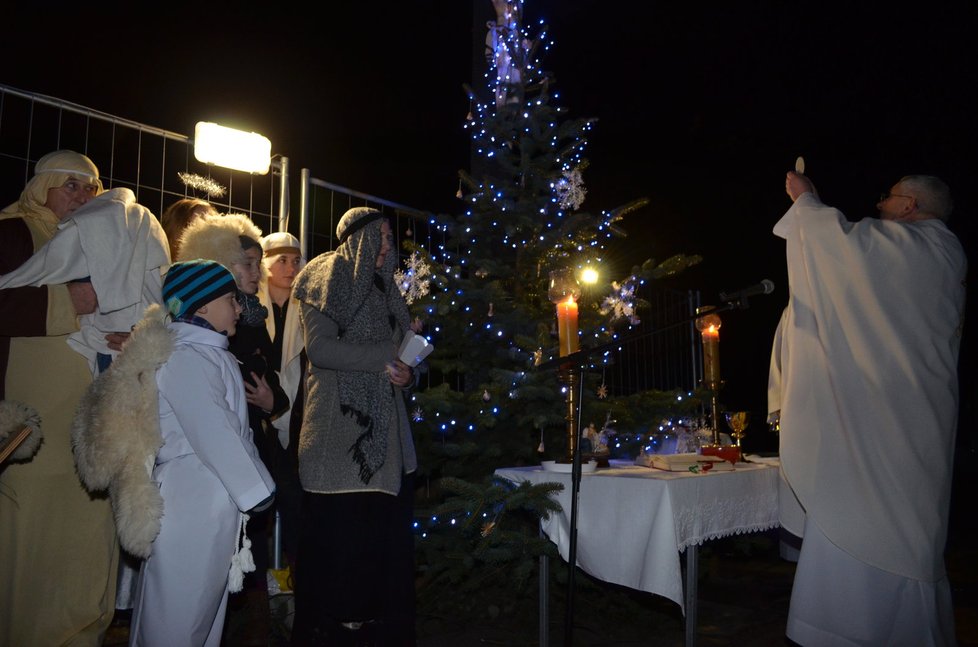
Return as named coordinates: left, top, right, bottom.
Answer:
left=482, top=389, right=491, bottom=402
left=456, top=178, right=464, bottom=199
left=412, top=407, right=424, bottom=422
left=537, top=429, right=545, bottom=453
left=599, top=278, right=641, bottom=325
left=597, top=383, right=608, bottom=399
left=533, top=348, right=543, bottom=366
left=394, top=251, right=431, bottom=305
left=554, top=167, right=587, bottom=211
left=487, top=302, right=494, bottom=317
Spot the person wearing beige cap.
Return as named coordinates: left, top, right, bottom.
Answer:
left=257, top=231, right=305, bottom=571
left=0, top=150, right=119, bottom=646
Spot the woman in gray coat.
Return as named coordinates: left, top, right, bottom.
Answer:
left=290, top=207, right=417, bottom=646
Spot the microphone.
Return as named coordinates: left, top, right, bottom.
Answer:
left=719, top=279, right=775, bottom=304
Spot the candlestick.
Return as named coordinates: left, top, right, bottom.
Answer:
left=694, top=312, right=723, bottom=388
left=549, top=268, right=583, bottom=462
left=695, top=311, right=723, bottom=445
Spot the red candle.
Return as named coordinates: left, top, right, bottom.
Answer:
left=556, top=297, right=579, bottom=356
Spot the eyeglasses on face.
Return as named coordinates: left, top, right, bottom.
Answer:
left=60, top=178, right=99, bottom=197
left=879, top=192, right=914, bottom=202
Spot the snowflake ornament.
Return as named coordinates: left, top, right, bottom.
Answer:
left=394, top=252, right=431, bottom=305
left=553, top=167, right=586, bottom=211
left=597, top=383, right=608, bottom=399
left=412, top=407, right=424, bottom=422
left=600, top=279, right=641, bottom=326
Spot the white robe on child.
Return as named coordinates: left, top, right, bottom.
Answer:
left=128, top=322, right=275, bottom=647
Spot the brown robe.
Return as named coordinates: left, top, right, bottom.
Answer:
left=0, top=212, right=119, bottom=646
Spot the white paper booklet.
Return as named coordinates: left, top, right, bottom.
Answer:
left=398, top=331, right=434, bottom=367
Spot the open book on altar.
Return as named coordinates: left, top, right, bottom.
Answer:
left=636, top=452, right=733, bottom=472
left=397, top=331, right=433, bottom=367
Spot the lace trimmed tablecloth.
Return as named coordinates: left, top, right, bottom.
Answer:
left=494, top=458, right=780, bottom=612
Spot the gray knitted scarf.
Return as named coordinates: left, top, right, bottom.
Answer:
left=292, top=220, right=411, bottom=484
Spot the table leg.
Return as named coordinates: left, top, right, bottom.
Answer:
left=684, top=544, right=698, bottom=647
left=539, top=549, right=549, bottom=646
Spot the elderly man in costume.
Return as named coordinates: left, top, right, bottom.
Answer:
left=0, top=150, right=120, bottom=646
left=769, top=171, right=966, bottom=646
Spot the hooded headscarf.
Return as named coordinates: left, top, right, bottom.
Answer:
left=292, top=207, right=412, bottom=483
left=0, top=150, right=103, bottom=237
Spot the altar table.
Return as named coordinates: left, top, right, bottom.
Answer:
left=494, top=458, right=780, bottom=646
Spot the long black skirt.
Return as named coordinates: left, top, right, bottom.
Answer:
left=291, top=473, right=416, bottom=646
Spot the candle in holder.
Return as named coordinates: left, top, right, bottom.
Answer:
left=556, top=296, right=579, bottom=356
left=549, top=268, right=582, bottom=357
left=695, top=312, right=722, bottom=386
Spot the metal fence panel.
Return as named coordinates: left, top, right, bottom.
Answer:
left=0, top=84, right=281, bottom=236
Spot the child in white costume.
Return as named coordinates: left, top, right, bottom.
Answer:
left=128, top=260, right=275, bottom=647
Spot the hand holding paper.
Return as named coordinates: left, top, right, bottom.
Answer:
left=398, top=331, right=434, bottom=367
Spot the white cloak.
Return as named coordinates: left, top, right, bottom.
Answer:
left=129, top=322, right=275, bottom=647
left=0, top=187, right=169, bottom=373
left=258, top=283, right=304, bottom=448
left=770, top=193, right=966, bottom=582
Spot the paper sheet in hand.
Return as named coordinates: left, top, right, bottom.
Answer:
left=398, top=331, right=433, bottom=367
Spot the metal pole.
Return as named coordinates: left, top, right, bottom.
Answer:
left=539, top=528, right=549, bottom=646
left=276, top=155, right=289, bottom=233
left=299, top=167, right=310, bottom=260
left=563, top=364, right=585, bottom=646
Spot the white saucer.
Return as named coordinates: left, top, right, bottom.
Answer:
left=541, top=460, right=598, bottom=473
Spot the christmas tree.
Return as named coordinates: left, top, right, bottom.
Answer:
left=402, top=0, right=704, bottom=623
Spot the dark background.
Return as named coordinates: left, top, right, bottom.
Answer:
left=2, top=2, right=975, bottom=453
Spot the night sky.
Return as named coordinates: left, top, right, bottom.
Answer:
left=3, top=2, right=976, bottom=446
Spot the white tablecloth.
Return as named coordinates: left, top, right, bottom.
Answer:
left=494, top=458, right=780, bottom=612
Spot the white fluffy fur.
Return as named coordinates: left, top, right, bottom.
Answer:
left=0, top=400, right=42, bottom=461
left=177, top=212, right=265, bottom=283
left=71, top=304, right=173, bottom=558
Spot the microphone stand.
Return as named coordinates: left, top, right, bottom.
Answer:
left=534, top=297, right=749, bottom=645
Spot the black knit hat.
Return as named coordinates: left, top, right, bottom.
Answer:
left=163, top=260, right=237, bottom=319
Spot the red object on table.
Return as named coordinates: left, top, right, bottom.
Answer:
left=700, top=444, right=741, bottom=465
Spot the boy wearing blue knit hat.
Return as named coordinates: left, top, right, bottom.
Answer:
left=122, top=259, right=276, bottom=646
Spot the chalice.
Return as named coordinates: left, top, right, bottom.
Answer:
left=724, top=411, right=751, bottom=448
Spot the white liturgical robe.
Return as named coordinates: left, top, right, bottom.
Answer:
left=770, top=192, right=966, bottom=584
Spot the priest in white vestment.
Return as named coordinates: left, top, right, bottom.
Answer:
left=769, top=172, right=966, bottom=647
